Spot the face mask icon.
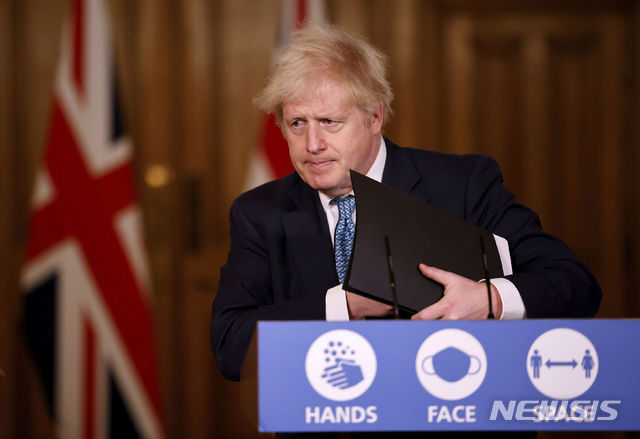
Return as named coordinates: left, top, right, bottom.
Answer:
left=421, top=346, right=481, bottom=382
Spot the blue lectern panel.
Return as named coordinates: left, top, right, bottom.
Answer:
left=258, top=320, right=640, bottom=432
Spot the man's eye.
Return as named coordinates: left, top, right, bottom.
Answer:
left=323, top=119, right=336, bottom=125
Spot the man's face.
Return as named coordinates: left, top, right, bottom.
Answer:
left=281, top=76, right=383, bottom=198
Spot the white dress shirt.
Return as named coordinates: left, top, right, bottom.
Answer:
left=321, top=137, right=525, bottom=320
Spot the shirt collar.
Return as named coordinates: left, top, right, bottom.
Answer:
left=318, top=136, right=386, bottom=210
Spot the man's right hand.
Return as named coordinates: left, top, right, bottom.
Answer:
left=346, top=292, right=394, bottom=320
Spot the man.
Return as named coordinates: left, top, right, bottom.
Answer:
left=211, top=23, right=601, bottom=383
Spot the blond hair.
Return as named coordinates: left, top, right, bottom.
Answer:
left=254, top=23, right=393, bottom=127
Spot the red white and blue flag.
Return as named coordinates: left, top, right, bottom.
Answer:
left=21, top=0, right=164, bottom=437
left=245, top=0, right=326, bottom=189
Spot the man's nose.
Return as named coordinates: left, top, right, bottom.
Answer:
left=306, top=124, right=325, bottom=153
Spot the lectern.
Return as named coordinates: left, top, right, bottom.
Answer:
left=247, top=320, right=640, bottom=433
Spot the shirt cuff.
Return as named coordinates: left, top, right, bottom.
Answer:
left=490, top=277, right=526, bottom=320
left=325, top=284, right=350, bottom=321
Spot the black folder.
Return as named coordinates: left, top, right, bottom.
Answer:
left=343, top=170, right=505, bottom=314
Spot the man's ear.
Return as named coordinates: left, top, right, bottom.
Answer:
left=370, top=102, right=384, bottom=134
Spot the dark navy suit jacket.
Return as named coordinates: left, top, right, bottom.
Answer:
left=211, top=138, right=601, bottom=381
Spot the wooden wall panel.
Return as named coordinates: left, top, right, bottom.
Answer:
left=213, top=3, right=278, bottom=438
left=520, top=34, right=551, bottom=226
left=443, top=15, right=475, bottom=155
left=327, top=0, right=369, bottom=36
left=179, top=1, right=218, bottom=436
left=132, top=1, right=184, bottom=436
left=472, top=34, right=524, bottom=193
left=3, top=0, right=66, bottom=437
left=631, top=0, right=640, bottom=317
left=413, top=1, right=442, bottom=151
left=595, top=15, right=625, bottom=317
left=330, top=0, right=441, bottom=150
left=378, top=0, right=421, bottom=147
left=219, top=0, right=279, bottom=212
left=0, top=0, right=14, bottom=434
left=440, top=9, right=629, bottom=318
left=12, top=0, right=67, bottom=243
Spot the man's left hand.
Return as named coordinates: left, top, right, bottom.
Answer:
left=411, top=263, right=503, bottom=320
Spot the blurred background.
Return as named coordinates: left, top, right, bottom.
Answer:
left=0, top=0, right=639, bottom=437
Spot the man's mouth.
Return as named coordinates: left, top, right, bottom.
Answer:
left=307, top=160, right=335, bottom=169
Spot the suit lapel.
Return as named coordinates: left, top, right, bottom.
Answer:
left=282, top=139, right=427, bottom=292
left=382, top=137, right=430, bottom=203
left=283, top=177, right=338, bottom=292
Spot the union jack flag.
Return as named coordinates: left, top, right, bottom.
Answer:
left=21, top=0, right=164, bottom=437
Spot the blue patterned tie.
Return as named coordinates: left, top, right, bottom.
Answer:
left=331, top=195, right=356, bottom=283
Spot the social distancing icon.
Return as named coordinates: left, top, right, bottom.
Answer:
left=527, top=328, right=598, bottom=400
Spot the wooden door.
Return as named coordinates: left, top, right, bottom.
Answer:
left=438, top=2, right=630, bottom=317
